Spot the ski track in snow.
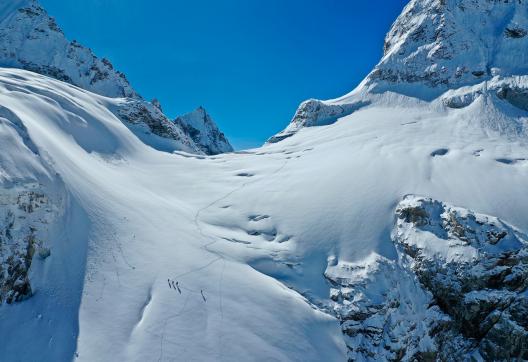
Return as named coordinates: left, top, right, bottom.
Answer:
left=155, top=155, right=291, bottom=361
left=2, top=0, right=528, bottom=358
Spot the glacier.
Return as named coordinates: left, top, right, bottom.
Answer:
left=1, top=0, right=528, bottom=361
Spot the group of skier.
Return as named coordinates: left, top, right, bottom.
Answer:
left=167, top=279, right=207, bottom=302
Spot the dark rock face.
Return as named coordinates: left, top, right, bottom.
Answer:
left=324, top=196, right=528, bottom=361
left=115, top=100, right=201, bottom=154
left=0, top=188, right=58, bottom=304
left=497, top=85, right=528, bottom=112
left=505, top=27, right=527, bottom=39
left=395, top=196, right=528, bottom=361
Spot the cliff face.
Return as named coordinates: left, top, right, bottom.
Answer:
left=326, top=196, right=528, bottom=361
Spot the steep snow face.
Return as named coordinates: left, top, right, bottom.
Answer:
left=175, top=107, right=233, bottom=155
left=271, top=0, right=528, bottom=141
left=0, top=0, right=233, bottom=155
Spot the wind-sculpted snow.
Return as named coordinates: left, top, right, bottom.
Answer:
left=0, top=69, right=346, bottom=361
left=1, top=61, right=528, bottom=360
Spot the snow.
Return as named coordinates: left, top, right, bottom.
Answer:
left=0, top=0, right=233, bottom=156
left=0, top=62, right=527, bottom=360
left=0, top=0, right=528, bottom=360
left=0, top=68, right=346, bottom=361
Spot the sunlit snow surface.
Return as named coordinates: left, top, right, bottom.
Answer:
left=0, top=68, right=528, bottom=361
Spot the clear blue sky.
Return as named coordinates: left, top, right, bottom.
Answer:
left=40, top=0, right=408, bottom=149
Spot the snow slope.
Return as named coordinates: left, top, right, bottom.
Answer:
left=0, top=68, right=344, bottom=361
left=1, top=0, right=528, bottom=360
left=1, top=63, right=527, bottom=360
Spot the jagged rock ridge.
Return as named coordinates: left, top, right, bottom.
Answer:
left=0, top=0, right=232, bottom=155
left=0, top=0, right=136, bottom=98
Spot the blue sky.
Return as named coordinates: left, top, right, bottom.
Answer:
left=40, top=0, right=408, bottom=149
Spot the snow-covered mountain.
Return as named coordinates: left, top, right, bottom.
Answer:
left=175, top=107, right=233, bottom=155
left=0, top=0, right=232, bottom=155
left=1, top=0, right=528, bottom=361
left=270, top=0, right=528, bottom=142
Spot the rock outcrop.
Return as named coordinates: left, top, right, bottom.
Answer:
left=325, top=196, right=528, bottom=361
left=0, top=105, right=62, bottom=305
left=267, top=100, right=370, bottom=143
left=0, top=185, right=59, bottom=304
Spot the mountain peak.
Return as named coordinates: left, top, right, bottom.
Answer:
left=269, top=0, right=528, bottom=143
left=0, top=0, right=137, bottom=98
left=174, top=107, right=233, bottom=155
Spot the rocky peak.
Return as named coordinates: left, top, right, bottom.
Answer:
left=367, top=0, right=528, bottom=90
left=174, top=107, right=233, bottom=155
left=0, top=0, right=234, bottom=155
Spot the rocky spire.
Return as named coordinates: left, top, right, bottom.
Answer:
left=174, top=107, right=233, bottom=155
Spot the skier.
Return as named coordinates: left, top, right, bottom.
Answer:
left=175, top=281, right=181, bottom=294
left=201, top=290, right=206, bottom=302
left=167, top=279, right=172, bottom=288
